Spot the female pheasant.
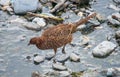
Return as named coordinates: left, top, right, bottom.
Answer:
left=28, top=13, right=96, bottom=54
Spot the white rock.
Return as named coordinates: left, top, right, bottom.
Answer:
left=107, top=4, right=120, bottom=11
left=0, top=0, right=10, bottom=6
left=92, top=41, right=117, bottom=58
left=32, top=17, right=46, bottom=27
left=52, top=63, right=67, bottom=71
left=70, top=53, right=80, bottom=62
left=34, top=56, right=45, bottom=63
left=59, top=71, right=70, bottom=77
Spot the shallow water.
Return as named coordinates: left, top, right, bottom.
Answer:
left=0, top=0, right=120, bottom=77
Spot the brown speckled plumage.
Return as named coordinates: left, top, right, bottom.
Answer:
left=28, top=13, right=96, bottom=54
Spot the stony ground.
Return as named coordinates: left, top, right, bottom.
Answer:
left=0, top=0, right=120, bottom=77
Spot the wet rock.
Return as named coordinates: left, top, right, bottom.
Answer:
left=59, top=71, right=70, bottom=77
left=32, top=17, right=46, bottom=27
left=52, top=63, right=67, bottom=71
left=11, top=0, right=39, bottom=14
left=92, top=41, right=117, bottom=58
left=33, top=55, right=45, bottom=63
left=56, top=54, right=69, bottom=63
left=70, top=53, right=80, bottom=62
left=45, top=52, right=55, bottom=60
left=23, top=22, right=42, bottom=31
left=0, top=0, right=10, bottom=6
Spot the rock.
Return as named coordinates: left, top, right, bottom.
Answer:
left=23, top=22, right=42, bottom=31
left=92, top=41, right=117, bottom=58
left=96, top=13, right=106, bottom=22
left=70, top=0, right=90, bottom=5
left=52, top=63, right=67, bottom=71
left=77, top=24, right=87, bottom=30
left=0, top=0, right=10, bottom=6
left=32, top=71, right=42, bottom=77
left=112, top=12, right=120, bottom=22
left=113, top=0, right=120, bottom=5
left=107, top=4, right=120, bottom=11
left=33, top=55, right=45, bottom=63
left=45, top=52, right=55, bottom=60
left=115, top=30, right=120, bottom=38
left=11, top=0, right=39, bottom=14
left=70, top=53, right=80, bottom=62
left=32, top=18, right=46, bottom=27
left=107, top=68, right=116, bottom=77
left=59, top=71, right=70, bottom=77
left=79, top=36, right=90, bottom=46
left=107, top=15, right=120, bottom=25
left=56, top=54, right=69, bottom=63
left=88, top=19, right=100, bottom=26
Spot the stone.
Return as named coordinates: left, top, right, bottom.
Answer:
left=96, top=13, right=106, bottom=22
left=33, top=55, right=45, bottom=63
left=11, top=0, right=39, bottom=14
left=56, top=54, right=69, bottom=63
left=115, top=30, right=120, bottom=38
left=92, top=41, right=117, bottom=58
left=45, top=52, right=55, bottom=60
left=70, top=53, right=80, bottom=62
left=59, top=71, right=70, bottom=77
left=52, top=63, right=67, bottom=71
left=88, top=19, right=100, bottom=26
left=32, top=18, right=46, bottom=27
left=0, top=0, right=10, bottom=6
left=23, top=22, right=42, bottom=31
left=107, top=15, right=120, bottom=25
left=107, top=4, right=120, bottom=11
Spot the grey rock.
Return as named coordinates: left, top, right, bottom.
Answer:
left=115, top=30, right=120, bottom=38
left=45, top=52, right=55, bottom=60
left=88, top=19, right=100, bottom=26
left=112, top=12, right=120, bottom=22
left=23, top=22, right=42, bottom=31
left=96, top=13, right=106, bottom=22
left=0, top=0, right=10, bottom=6
left=107, top=4, right=120, bottom=11
left=32, top=18, right=46, bottom=27
left=92, top=41, right=117, bottom=58
left=52, top=63, right=67, bottom=71
left=70, top=53, right=80, bottom=62
left=33, top=55, right=45, bottom=63
left=56, top=54, right=69, bottom=63
left=59, top=71, right=70, bottom=77
left=11, top=0, right=39, bottom=14
left=107, top=15, right=120, bottom=25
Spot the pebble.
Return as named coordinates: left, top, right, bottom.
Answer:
left=92, top=41, right=117, bottom=58
left=45, top=52, right=55, bottom=60
left=96, top=13, right=106, bottom=22
left=33, top=55, right=45, bottom=63
left=52, top=63, right=67, bottom=71
left=88, top=19, right=100, bottom=26
left=107, top=4, right=120, bottom=11
left=11, top=0, right=39, bottom=14
left=32, top=71, right=41, bottom=77
left=56, top=54, right=69, bottom=63
left=32, top=17, right=46, bottom=27
left=115, top=30, right=120, bottom=38
left=23, top=22, right=42, bottom=31
left=70, top=53, right=80, bottom=62
left=0, top=0, right=10, bottom=6
left=107, top=15, right=120, bottom=25
left=59, top=71, right=70, bottom=77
